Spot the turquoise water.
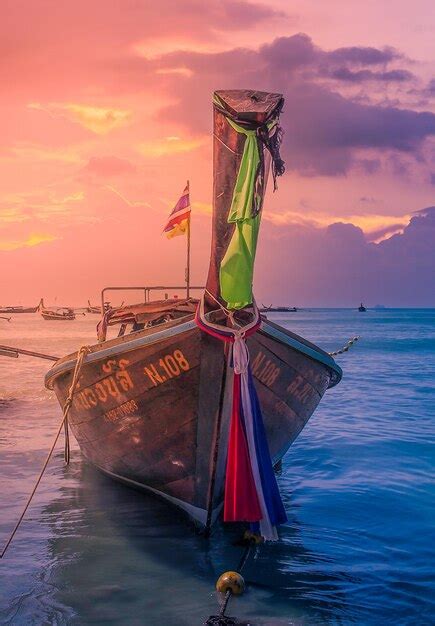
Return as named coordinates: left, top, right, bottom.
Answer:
left=0, top=309, right=434, bottom=625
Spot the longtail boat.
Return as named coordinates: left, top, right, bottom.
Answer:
left=0, top=298, right=43, bottom=314
left=45, top=91, right=342, bottom=536
left=41, top=307, right=76, bottom=321
left=260, top=305, right=298, bottom=313
left=87, top=300, right=102, bottom=314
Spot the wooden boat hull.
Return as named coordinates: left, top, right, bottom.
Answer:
left=41, top=312, right=75, bottom=320
left=0, top=299, right=42, bottom=313
left=45, top=317, right=341, bottom=528
left=0, top=306, right=38, bottom=313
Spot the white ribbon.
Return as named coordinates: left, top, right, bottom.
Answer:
left=232, top=333, right=249, bottom=374
left=231, top=332, right=278, bottom=541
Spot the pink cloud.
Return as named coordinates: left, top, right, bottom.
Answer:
left=1, top=2, right=434, bottom=305
left=80, top=156, right=136, bottom=179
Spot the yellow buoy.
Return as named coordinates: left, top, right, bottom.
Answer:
left=216, top=571, right=245, bottom=595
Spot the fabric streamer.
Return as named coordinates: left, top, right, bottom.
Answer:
left=197, top=93, right=287, bottom=539
left=196, top=299, right=287, bottom=540
left=213, top=93, right=285, bottom=311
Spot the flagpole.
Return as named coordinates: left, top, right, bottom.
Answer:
left=186, top=180, right=190, bottom=299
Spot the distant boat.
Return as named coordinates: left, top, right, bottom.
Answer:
left=0, top=298, right=43, bottom=314
left=260, top=305, right=298, bottom=313
left=358, top=303, right=367, bottom=312
left=41, top=306, right=75, bottom=321
left=86, top=300, right=102, bottom=314
left=86, top=300, right=113, bottom=315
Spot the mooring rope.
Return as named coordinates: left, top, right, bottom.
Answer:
left=0, top=345, right=89, bottom=558
left=0, top=344, right=58, bottom=361
left=206, top=540, right=255, bottom=626
left=64, top=413, right=71, bottom=465
left=329, top=336, right=360, bottom=356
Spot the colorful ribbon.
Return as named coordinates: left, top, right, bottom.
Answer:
left=196, top=298, right=287, bottom=540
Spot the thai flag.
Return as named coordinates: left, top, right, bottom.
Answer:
left=195, top=300, right=287, bottom=540
left=163, top=184, right=191, bottom=239
left=224, top=336, right=288, bottom=540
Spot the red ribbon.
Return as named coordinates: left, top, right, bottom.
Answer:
left=223, top=373, right=262, bottom=522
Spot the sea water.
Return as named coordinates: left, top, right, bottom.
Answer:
left=0, top=309, right=434, bottom=625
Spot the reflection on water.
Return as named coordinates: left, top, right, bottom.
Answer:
left=1, top=310, right=434, bottom=624
left=1, top=456, right=349, bottom=625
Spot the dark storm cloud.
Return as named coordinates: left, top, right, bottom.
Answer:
left=326, top=45, right=401, bottom=66
left=260, top=34, right=318, bottom=70
left=425, top=79, right=435, bottom=96
left=256, top=208, right=435, bottom=306
left=287, top=99, right=434, bottom=175
left=327, top=68, right=414, bottom=83
left=155, top=34, right=435, bottom=176
left=357, top=159, right=382, bottom=175
left=258, top=35, right=404, bottom=73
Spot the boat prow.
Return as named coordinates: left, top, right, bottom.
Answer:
left=45, top=303, right=341, bottom=528
left=41, top=307, right=76, bottom=320
left=45, top=89, right=343, bottom=535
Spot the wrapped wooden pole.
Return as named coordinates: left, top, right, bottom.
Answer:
left=205, top=89, right=284, bottom=313
left=196, top=90, right=285, bottom=534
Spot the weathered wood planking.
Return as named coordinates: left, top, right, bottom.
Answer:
left=45, top=90, right=341, bottom=528
left=46, top=317, right=340, bottom=524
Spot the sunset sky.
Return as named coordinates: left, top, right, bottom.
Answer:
left=1, top=0, right=434, bottom=306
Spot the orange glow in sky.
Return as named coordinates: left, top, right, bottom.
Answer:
left=1, top=0, right=434, bottom=306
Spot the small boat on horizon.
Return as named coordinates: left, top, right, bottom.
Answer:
left=358, top=302, right=367, bottom=312
left=260, top=305, right=298, bottom=313
left=86, top=300, right=102, bottom=314
left=41, top=306, right=76, bottom=321
left=86, top=300, right=113, bottom=315
left=0, top=298, right=43, bottom=314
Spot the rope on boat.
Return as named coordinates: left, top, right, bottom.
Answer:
left=0, top=344, right=58, bottom=361
left=206, top=539, right=255, bottom=626
left=329, top=336, right=360, bottom=356
left=0, top=345, right=89, bottom=558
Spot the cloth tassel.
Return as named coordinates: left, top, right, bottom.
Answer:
left=246, top=370, right=287, bottom=528
left=224, top=374, right=262, bottom=522
left=223, top=335, right=287, bottom=540
left=196, top=297, right=286, bottom=540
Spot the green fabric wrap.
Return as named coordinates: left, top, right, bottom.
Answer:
left=219, top=119, right=261, bottom=310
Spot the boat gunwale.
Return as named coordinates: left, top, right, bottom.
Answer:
left=260, top=319, right=342, bottom=387
left=45, top=317, right=197, bottom=388
left=44, top=316, right=342, bottom=389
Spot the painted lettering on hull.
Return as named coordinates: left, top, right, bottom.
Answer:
left=251, top=351, right=281, bottom=387
left=75, top=358, right=133, bottom=409
left=73, top=349, right=191, bottom=415
left=251, top=349, right=319, bottom=406
left=105, top=399, right=138, bottom=423
left=144, top=350, right=190, bottom=387
left=287, top=375, right=312, bottom=403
